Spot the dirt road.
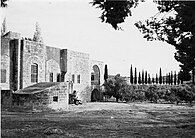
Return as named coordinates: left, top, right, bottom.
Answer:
left=1, top=102, right=195, bottom=137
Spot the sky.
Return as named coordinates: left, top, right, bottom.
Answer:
left=1, top=0, right=180, bottom=77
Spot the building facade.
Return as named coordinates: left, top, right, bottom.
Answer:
left=1, top=31, right=104, bottom=102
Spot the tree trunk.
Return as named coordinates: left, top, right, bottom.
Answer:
left=116, top=97, right=119, bottom=102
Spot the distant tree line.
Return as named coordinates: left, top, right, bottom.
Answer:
left=103, top=64, right=195, bottom=104
left=130, top=65, right=183, bottom=85
left=103, top=73, right=195, bottom=104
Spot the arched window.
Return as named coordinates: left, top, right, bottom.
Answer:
left=49, top=72, right=53, bottom=82
left=77, top=75, right=81, bottom=83
left=57, top=73, right=61, bottom=82
left=91, top=73, right=94, bottom=81
left=31, top=63, right=38, bottom=83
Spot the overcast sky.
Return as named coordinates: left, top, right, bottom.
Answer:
left=1, top=0, right=180, bottom=77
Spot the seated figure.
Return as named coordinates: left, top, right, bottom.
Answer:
left=69, top=90, right=82, bottom=105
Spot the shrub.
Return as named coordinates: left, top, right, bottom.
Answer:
left=104, top=76, right=195, bottom=105
left=176, top=84, right=195, bottom=104
left=145, top=85, right=159, bottom=103
left=163, top=84, right=195, bottom=105
left=165, top=87, right=179, bottom=104
left=133, top=89, right=146, bottom=101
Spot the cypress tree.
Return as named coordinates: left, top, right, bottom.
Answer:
left=156, top=73, right=158, bottom=84
left=174, top=71, right=177, bottom=85
left=148, top=74, right=151, bottom=84
left=170, top=71, right=173, bottom=85
left=130, top=65, right=133, bottom=84
left=162, top=76, right=165, bottom=84
left=152, top=75, right=155, bottom=84
left=159, top=68, right=162, bottom=84
left=166, top=73, right=169, bottom=84
left=145, top=71, right=148, bottom=84
left=1, top=17, right=7, bottom=36
left=142, top=70, right=144, bottom=84
left=33, top=22, right=43, bottom=42
left=138, top=72, right=141, bottom=84
left=134, top=67, right=137, bottom=84
left=168, top=73, right=171, bottom=85
left=104, top=64, right=108, bottom=82
left=177, top=72, right=180, bottom=85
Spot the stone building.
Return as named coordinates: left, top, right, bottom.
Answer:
left=1, top=31, right=104, bottom=103
left=12, top=82, right=69, bottom=110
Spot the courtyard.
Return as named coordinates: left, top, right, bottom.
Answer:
left=1, top=102, right=195, bottom=137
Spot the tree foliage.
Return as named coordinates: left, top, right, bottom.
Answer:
left=90, top=0, right=143, bottom=30
left=104, top=64, right=108, bottom=82
left=33, top=22, right=43, bottom=43
left=156, top=73, right=158, bottom=84
left=174, top=71, right=177, bottom=85
left=138, top=72, right=141, bottom=84
left=148, top=74, right=151, bottom=84
left=130, top=64, right=133, bottom=84
left=1, top=18, right=7, bottom=36
left=152, top=77, right=155, bottom=84
left=135, top=1, right=195, bottom=81
left=103, top=74, right=127, bottom=102
left=91, top=0, right=195, bottom=81
left=1, top=0, right=8, bottom=7
left=134, top=67, right=137, bottom=84
left=142, top=70, right=144, bottom=84
left=168, top=73, right=171, bottom=85
left=170, top=71, right=173, bottom=85
left=145, top=71, right=147, bottom=84
left=159, top=68, right=162, bottom=84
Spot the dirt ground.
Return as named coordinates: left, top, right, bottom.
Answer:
left=1, top=102, right=195, bottom=137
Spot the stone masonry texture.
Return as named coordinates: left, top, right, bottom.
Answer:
left=1, top=31, right=104, bottom=103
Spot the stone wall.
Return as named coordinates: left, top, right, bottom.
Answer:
left=64, top=49, right=91, bottom=102
left=12, top=82, right=68, bottom=110
left=46, top=82, right=69, bottom=110
left=1, top=31, right=21, bottom=90
left=22, top=40, right=46, bottom=88
left=0, top=37, right=10, bottom=90
left=1, top=90, right=12, bottom=108
left=45, top=46, right=61, bottom=82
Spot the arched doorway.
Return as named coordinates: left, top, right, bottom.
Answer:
left=91, top=65, right=100, bottom=86
left=91, top=65, right=102, bottom=102
left=91, top=88, right=101, bottom=102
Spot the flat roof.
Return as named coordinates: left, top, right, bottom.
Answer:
left=13, top=82, right=61, bottom=94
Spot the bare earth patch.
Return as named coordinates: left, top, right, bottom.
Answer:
left=1, top=102, right=195, bottom=137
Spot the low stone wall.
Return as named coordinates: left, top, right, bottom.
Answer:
left=1, top=90, right=13, bottom=108
left=11, top=82, right=69, bottom=111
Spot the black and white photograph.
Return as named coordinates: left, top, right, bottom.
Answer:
left=1, top=0, right=195, bottom=137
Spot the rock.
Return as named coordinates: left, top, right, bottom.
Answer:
left=44, top=127, right=63, bottom=135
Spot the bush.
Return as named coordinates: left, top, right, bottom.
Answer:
left=120, top=85, right=146, bottom=102
left=164, top=88, right=179, bottom=104
left=104, top=76, right=195, bottom=105
left=176, top=84, right=195, bottom=104
left=145, top=85, right=159, bottom=103
left=161, top=84, right=195, bottom=104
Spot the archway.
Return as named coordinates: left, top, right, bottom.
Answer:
left=91, top=65, right=102, bottom=102
left=91, top=65, right=100, bottom=86
left=91, top=88, right=101, bottom=102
